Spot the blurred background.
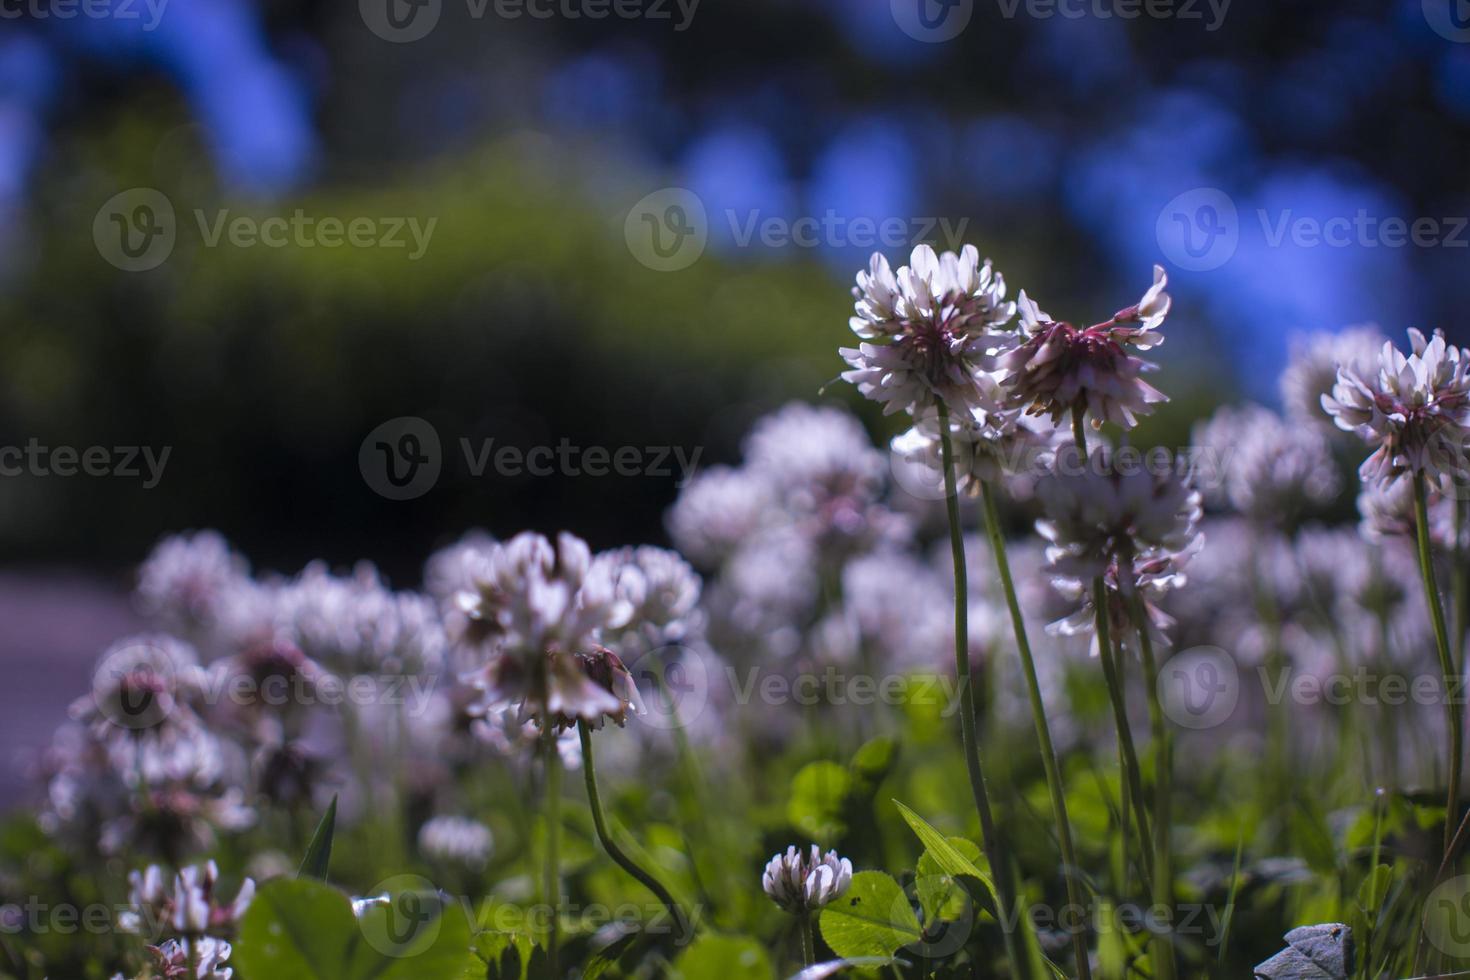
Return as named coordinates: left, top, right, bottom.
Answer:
left=0, top=0, right=1466, bottom=798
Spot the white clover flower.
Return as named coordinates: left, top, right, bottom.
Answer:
left=665, top=465, right=778, bottom=568
left=137, top=532, right=253, bottom=637
left=459, top=531, right=636, bottom=729
left=1357, top=474, right=1456, bottom=547
left=120, top=861, right=254, bottom=938
left=762, top=845, right=853, bottom=914
left=890, top=388, right=1058, bottom=497
left=744, top=402, right=887, bottom=495
left=828, top=551, right=954, bottom=670
left=997, top=266, right=1171, bottom=429
left=1280, top=325, right=1385, bottom=425
left=1324, top=328, right=1470, bottom=491
left=1035, top=448, right=1202, bottom=583
left=598, top=545, right=705, bottom=654
left=840, top=244, right=1015, bottom=417
left=423, top=530, right=498, bottom=605
left=1045, top=544, right=1200, bottom=657
left=146, top=936, right=235, bottom=979
left=1191, top=403, right=1341, bottom=523
left=418, top=816, right=494, bottom=870
left=278, top=563, right=447, bottom=676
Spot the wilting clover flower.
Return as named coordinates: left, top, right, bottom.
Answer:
left=459, top=532, right=637, bottom=730
left=119, top=861, right=254, bottom=938
left=418, top=815, right=494, bottom=870
left=1323, top=328, right=1470, bottom=491
left=998, top=266, right=1171, bottom=429
left=1191, top=403, right=1341, bottom=523
left=1280, top=325, right=1385, bottom=426
left=840, top=244, right=1015, bottom=417
left=762, top=845, right=853, bottom=914
left=1046, top=546, right=1198, bottom=656
left=145, top=937, right=236, bottom=979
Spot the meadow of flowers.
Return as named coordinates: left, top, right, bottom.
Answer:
left=8, top=244, right=1470, bottom=979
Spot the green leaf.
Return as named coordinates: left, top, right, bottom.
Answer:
left=891, top=800, right=997, bottom=902
left=673, top=934, right=773, bottom=979
left=819, top=871, right=923, bottom=960
left=234, top=878, right=480, bottom=980
left=1355, top=865, right=1393, bottom=918
left=915, top=837, right=984, bottom=923
left=297, top=794, right=338, bottom=881
left=788, top=762, right=852, bottom=842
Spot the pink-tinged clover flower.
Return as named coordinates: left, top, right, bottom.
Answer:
left=998, top=266, right=1171, bottom=429
left=1323, top=328, right=1470, bottom=492
left=840, top=244, right=1016, bottom=417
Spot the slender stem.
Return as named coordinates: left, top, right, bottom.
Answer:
left=1095, top=581, right=1154, bottom=888
left=1416, top=471, right=1463, bottom=859
left=799, top=912, right=816, bottom=967
left=1131, top=593, right=1176, bottom=980
left=1072, top=408, right=1153, bottom=889
left=980, top=480, right=1093, bottom=980
left=577, top=721, right=692, bottom=941
left=937, top=402, right=1031, bottom=980
left=543, top=728, right=562, bottom=977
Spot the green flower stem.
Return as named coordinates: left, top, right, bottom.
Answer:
left=936, top=402, right=1031, bottom=980
left=1131, top=592, right=1176, bottom=980
left=1415, top=471, right=1463, bottom=859
left=577, top=721, right=692, bottom=942
left=1071, top=409, right=1154, bottom=890
left=543, top=728, right=562, bottom=978
left=799, top=912, right=816, bottom=967
left=979, top=479, right=1093, bottom=980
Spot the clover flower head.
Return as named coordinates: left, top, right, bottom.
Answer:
left=1046, top=543, right=1200, bottom=657
left=137, top=532, right=252, bottom=637
left=598, top=545, right=705, bottom=654
left=1035, top=447, right=1202, bottom=583
left=279, top=563, right=447, bottom=676
left=418, top=816, right=494, bottom=870
left=841, top=244, right=1015, bottom=417
left=1323, top=328, right=1470, bottom=491
left=998, top=266, right=1171, bottom=429
left=890, top=380, right=1057, bottom=496
left=666, top=465, right=777, bottom=568
left=762, top=845, right=853, bottom=914
left=1191, top=403, right=1340, bottom=523
left=1280, top=325, right=1384, bottom=426
left=119, top=861, right=254, bottom=938
left=1357, top=474, right=1456, bottom=549
left=145, top=936, right=235, bottom=979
